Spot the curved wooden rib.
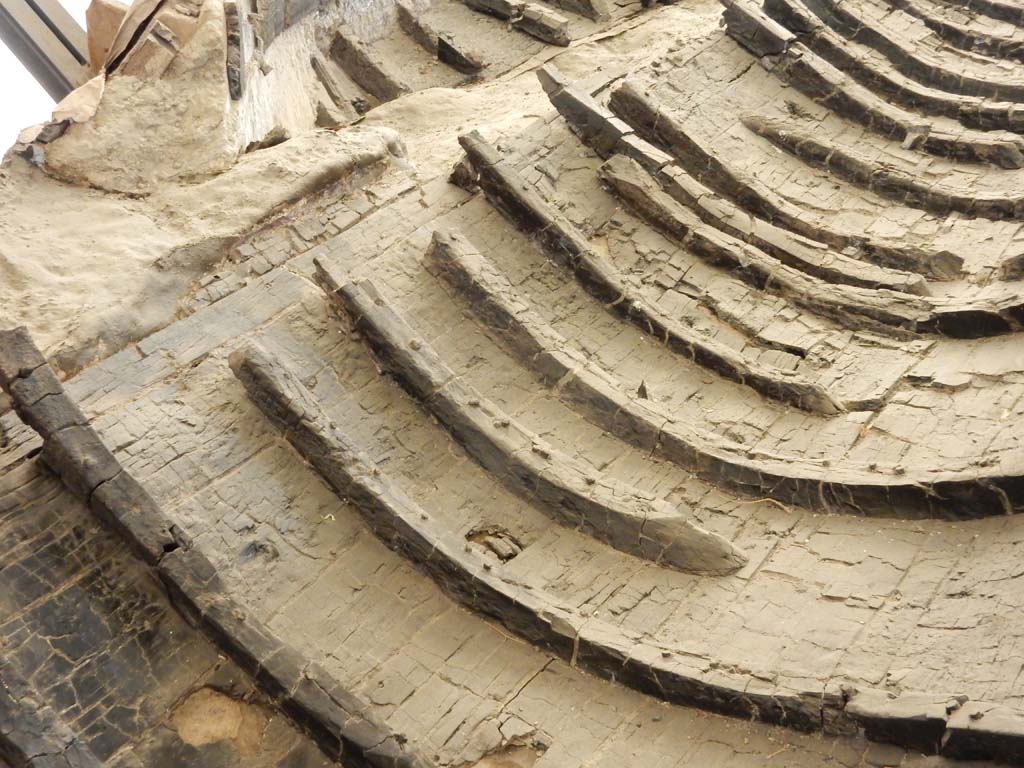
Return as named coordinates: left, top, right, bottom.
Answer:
left=310, top=270, right=746, bottom=575
left=946, top=0, right=1024, bottom=25
left=607, top=77, right=967, bottom=281
left=538, top=62, right=933, bottom=292
left=598, top=153, right=937, bottom=333
left=602, top=148, right=1024, bottom=336
left=764, top=0, right=1024, bottom=134
left=0, top=327, right=429, bottom=768
left=457, top=129, right=845, bottom=415
left=800, top=0, right=1024, bottom=100
left=744, top=112, right=1024, bottom=221
left=228, top=339, right=849, bottom=732
left=231, top=339, right=1024, bottom=763
left=722, top=0, right=1024, bottom=168
left=892, top=0, right=1024, bottom=61
left=424, top=225, right=1024, bottom=519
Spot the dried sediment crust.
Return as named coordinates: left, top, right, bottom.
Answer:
left=0, top=326, right=427, bottom=768
left=314, top=266, right=746, bottom=575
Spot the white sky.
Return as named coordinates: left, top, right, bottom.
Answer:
left=1, top=0, right=92, bottom=149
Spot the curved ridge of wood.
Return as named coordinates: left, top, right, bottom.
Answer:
left=313, top=258, right=747, bottom=575
left=422, top=225, right=1024, bottom=519
left=456, top=129, right=846, bottom=415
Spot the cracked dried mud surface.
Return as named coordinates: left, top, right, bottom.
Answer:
left=4, top=0, right=1024, bottom=764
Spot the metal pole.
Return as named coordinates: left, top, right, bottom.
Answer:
left=0, top=0, right=89, bottom=101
